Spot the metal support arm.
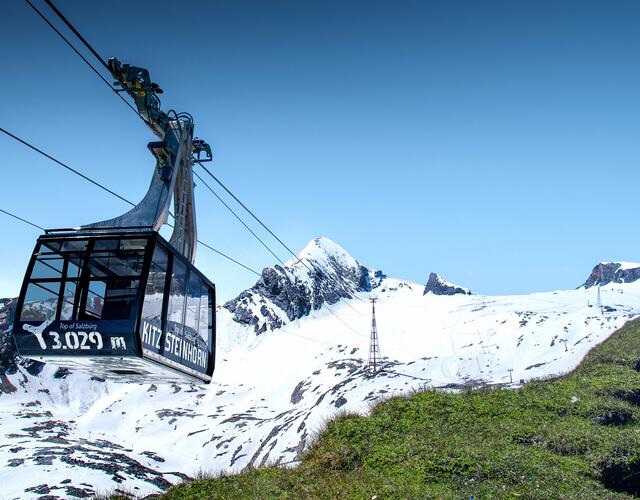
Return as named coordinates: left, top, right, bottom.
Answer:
left=81, top=57, right=212, bottom=264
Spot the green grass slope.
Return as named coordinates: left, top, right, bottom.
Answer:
left=161, top=318, right=640, bottom=499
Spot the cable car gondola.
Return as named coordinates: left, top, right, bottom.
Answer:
left=12, top=58, right=215, bottom=383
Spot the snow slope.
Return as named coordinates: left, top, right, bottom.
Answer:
left=1, top=240, right=640, bottom=498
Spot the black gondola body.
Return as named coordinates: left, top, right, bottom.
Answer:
left=13, top=230, right=215, bottom=383
left=11, top=57, right=216, bottom=383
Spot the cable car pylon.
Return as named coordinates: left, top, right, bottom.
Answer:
left=367, top=297, right=381, bottom=375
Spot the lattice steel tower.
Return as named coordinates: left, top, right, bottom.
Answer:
left=367, top=297, right=381, bottom=374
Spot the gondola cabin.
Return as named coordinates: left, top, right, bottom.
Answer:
left=12, top=229, right=215, bottom=383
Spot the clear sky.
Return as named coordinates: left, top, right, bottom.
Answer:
left=1, top=0, right=639, bottom=302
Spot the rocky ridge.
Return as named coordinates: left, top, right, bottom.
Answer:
left=423, top=272, right=471, bottom=296
left=582, top=262, right=640, bottom=289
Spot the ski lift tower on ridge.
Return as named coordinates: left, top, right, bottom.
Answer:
left=367, top=297, right=381, bottom=374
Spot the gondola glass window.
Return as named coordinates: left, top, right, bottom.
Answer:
left=158, top=254, right=212, bottom=371
left=19, top=239, right=146, bottom=322
left=185, top=271, right=202, bottom=337
left=167, top=258, right=188, bottom=336
left=198, top=283, right=211, bottom=343
left=81, top=239, right=145, bottom=321
left=140, top=245, right=169, bottom=354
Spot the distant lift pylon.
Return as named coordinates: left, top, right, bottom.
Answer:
left=12, top=58, right=216, bottom=383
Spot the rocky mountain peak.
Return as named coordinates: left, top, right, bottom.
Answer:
left=423, top=272, right=471, bottom=296
left=582, top=262, right=640, bottom=289
left=223, top=237, right=384, bottom=334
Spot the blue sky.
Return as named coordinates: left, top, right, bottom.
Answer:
left=1, top=0, right=639, bottom=301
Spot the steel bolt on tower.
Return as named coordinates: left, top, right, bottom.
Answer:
left=367, top=297, right=381, bottom=374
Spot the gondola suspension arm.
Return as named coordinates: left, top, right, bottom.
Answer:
left=81, top=57, right=212, bottom=264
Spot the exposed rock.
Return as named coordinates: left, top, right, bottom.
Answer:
left=290, top=381, right=307, bottom=405
left=224, top=237, right=383, bottom=333
left=423, top=273, right=471, bottom=296
left=0, top=298, right=18, bottom=373
left=334, top=396, right=347, bottom=408
left=0, top=298, right=44, bottom=377
left=582, top=262, right=640, bottom=289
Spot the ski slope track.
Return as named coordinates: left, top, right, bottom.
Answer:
left=1, top=238, right=640, bottom=498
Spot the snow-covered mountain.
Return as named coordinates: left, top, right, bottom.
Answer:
left=1, top=240, right=640, bottom=498
left=223, top=237, right=383, bottom=334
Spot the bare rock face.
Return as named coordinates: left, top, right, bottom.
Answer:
left=582, top=262, right=640, bottom=289
left=0, top=299, right=19, bottom=372
left=0, top=298, right=45, bottom=387
left=224, top=237, right=383, bottom=334
left=423, top=273, right=471, bottom=296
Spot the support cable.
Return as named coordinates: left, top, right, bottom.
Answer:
left=278, top=326, right=344, bottom=346
left=0, top=206, right=406, bottom=378
left=43, top=0, right=110, bottom=72
left=24, top=0, right=141, bottom=120
left=196, top=162, right=309, bottom=270
left=197, top=240, right=261, bottom=277
left=195, top=163, right=369, bottom=333
left=0, top=127, right=135, bottom=207
left=0, top=208, right=45, bottom=231
left=194, top=162, right=366, bottom=302
left=193, top=171, right=285, bottom=266
left=195, top=168, right=367, bottom=327
left=24, top=2, right=266, bottom=280
left=20, top=2, right=364, bottom=314
left=20, top=1, right=319, bottom=287
left=17, top=2, right=265, bottom=280
left=1, top=127, right=261, bottom=276
left=324, top=306, right=367, bottom=338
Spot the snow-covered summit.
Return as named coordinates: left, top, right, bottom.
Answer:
left=286, top=236, right=360, bottom=271
left=423, top=272, right=471, bottom=296
left=223, top=237, right=383, bottom=334
left=582, top=261, right=640, bottom=289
